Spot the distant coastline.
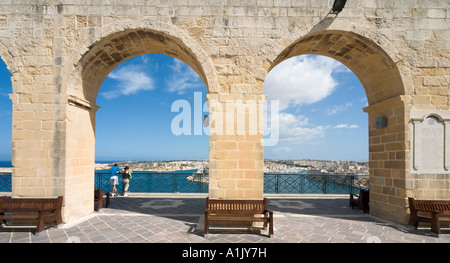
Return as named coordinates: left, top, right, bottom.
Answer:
left=0, top=159, right=369, bottom=175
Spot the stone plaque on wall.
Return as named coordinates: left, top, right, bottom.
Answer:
left=410, top=110, right=450, bottom=174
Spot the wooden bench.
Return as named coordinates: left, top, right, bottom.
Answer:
left=408, top=197, right=450, bottom=236
left=0, top=196, right=63, bottom=235
left=204, top=198, right=274, bottom=238
left=349, top=189, right=369, bottom=213
left=94, top=189, right=110, bottom=212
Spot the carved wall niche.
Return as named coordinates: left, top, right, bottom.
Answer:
left=410, top=110, right=450, bottom=174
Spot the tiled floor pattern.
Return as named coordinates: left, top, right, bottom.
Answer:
left=0, top=196, right=448, bottom=243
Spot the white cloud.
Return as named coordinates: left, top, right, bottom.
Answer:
left=326, top=102, right=353, bottom=115
left=264, top=55, right=345, bottom=111
left=272, top=146, right=292, bottom=153
left=333, top=124, right=359, bottom=129
left=272, top=112, right=329, bottom=144
left=165, top=58, right=203, bottom=95
left=101, top=65, right=154, bottom=99
left=264, top=55, right=348, bottom=145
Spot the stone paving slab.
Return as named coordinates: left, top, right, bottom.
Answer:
left=0, top=196, right=449, bottom=243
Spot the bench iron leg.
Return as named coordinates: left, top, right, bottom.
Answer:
left=269, top=212, right=274, bottom=238
left=204, top=212, right=209, bottom=237
left=36, top=211, right=45, bottom=235
left=430, top=212, right=441, bottom=236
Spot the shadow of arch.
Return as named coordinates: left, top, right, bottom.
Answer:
left=270, top=30, right=406, bottom=106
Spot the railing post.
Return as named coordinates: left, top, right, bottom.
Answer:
left=148, top=173, right=152, bottom=192
left=275, top=174, right=279, bottom=194
left=172, top=174, right=176, bottom=193
left=350, top=175, right=354, bottom=194
left=199, top=173, right=202, bottom=193
left=300, top=174, right=304, bottom=194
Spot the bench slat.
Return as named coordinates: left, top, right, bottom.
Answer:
left=0, top=215, right=39, bottom=220
left=204, top=198, right=273, bottom=238
left=408, top=197, right=450, bottom=236
left=208, top=217, right=269, bottom=222
left=0, top=196, right=63, bottom=235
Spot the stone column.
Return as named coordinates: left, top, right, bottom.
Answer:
left=10, top=92, right=66, bottom=199
left=63, top=96, right=99, bottom=222
left=363, top=96, right=411, bottom=224
left=207, top=93, right=266, bottom=200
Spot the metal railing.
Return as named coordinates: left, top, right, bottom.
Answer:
left=95, top=171, right=209, bottom=194
left=0, top=172, right=369, bottom=194
left=0, top=173, right=11, bottom=192
left=264, top=173, right=369, bottom=194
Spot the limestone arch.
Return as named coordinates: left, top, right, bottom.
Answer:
left=0, top=48, right=13, bottom=168
left=269, top=29, right=407, bottom=105
left=0, top=42, right=20, bottom=175
left=0, top=41, right=22, bottom=94
left=66, top=19, right=219, bottom=104
left=267, top=29, right=413, bottom=223
left=62, top=26, right=215, bottom=221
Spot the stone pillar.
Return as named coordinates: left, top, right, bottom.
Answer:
left=363, top=96, right=411, bottom=224
left=10, top=90, right=99, bottom=222
left=10, top=92, right=66, bottom=199
left=208, top=93, right=266, bottom=200
left=63, top=96, right=99, bottom=222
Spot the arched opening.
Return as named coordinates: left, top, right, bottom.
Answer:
left=263, top=54, right=369, bottom=194
left=63, top=29, right=213, bottom=221
left=271, top=30, right=405, bottom=105
left=95, top=53, right=209, bottom=194
left=0, top=58, right=12, bottom=192
left=264, top=54, right=368, bottom=161
left=266, top=30, right=409, bottom=223
left=72, top=29, right=212, bottom=104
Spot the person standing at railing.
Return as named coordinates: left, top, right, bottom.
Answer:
left=110, top=163, right=121, bottom=197
left=120, top=166, right=132, bottom=197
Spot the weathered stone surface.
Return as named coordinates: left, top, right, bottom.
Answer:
left=0, top=0, right=448, bottom=225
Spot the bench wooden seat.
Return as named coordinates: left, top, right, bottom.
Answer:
left=408, top=197, right=450, bottom=236
left=349, top=189, right=369, bottom=213
left=204, top=198, right=273, bottom=237
left=94, top=189, right=110, bottom=212
left=0, top=196, right=63, bottom=235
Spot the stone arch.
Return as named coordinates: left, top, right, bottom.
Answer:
left=0, top=41, right=22, bottom=94
left=66, top=19, right=219, bottom=105
left=269, top=29, right=407, bottom=105
left=267, top=29, right=413, bottom=224
left=61, top=25, right=216, bottom=222
left=0, top=45, right=13, bottom=166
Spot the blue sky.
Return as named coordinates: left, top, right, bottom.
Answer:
left=0, top=54, right=368, bottom=162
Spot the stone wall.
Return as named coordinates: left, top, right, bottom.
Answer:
left=0, top=0, right=448, bottom=224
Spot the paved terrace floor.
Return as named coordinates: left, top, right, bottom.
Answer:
left=0, top=195, right=449, bottom=243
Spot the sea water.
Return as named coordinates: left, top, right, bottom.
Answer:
left=0, top=161, right=12, bottom=168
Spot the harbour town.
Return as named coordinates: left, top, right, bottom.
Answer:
left=93, top=159, right=369, bottom=176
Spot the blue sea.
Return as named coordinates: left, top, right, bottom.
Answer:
left=0, top=161, right=12, bottom=168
